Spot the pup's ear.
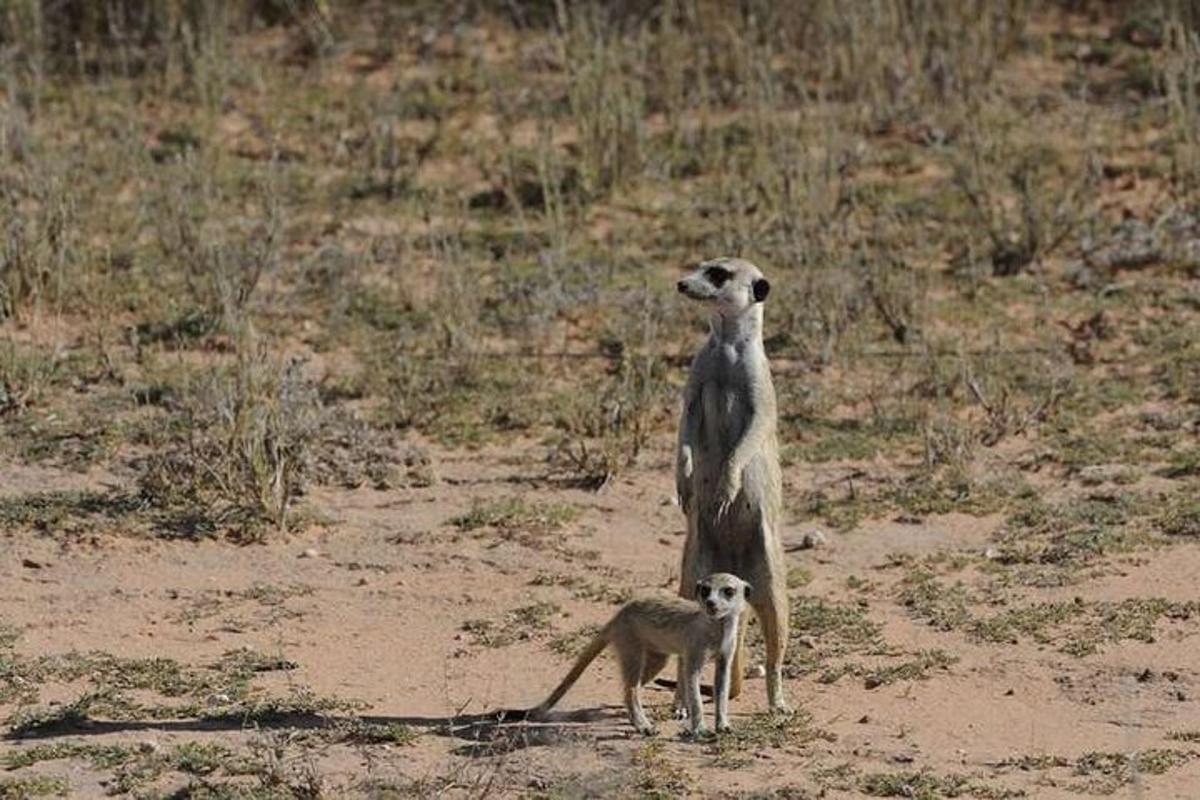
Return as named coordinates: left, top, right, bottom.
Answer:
left=742, top=582, right=753, bottom=599
left=752, top=278, right=771, bottom=303
left=694, top=581, right=706, bottom=600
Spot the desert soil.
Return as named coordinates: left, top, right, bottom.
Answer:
left=3, top=438, right=1199, bottom=798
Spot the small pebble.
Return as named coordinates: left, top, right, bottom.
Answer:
left=299, top=548, right=319, bottom=559
left=799, top=530, right=828, bottom=549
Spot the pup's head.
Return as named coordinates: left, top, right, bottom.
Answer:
left=676, top=257, right=770, bottom=315
left=694, top=573, right=752, bottom=620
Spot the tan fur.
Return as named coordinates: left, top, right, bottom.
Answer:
left=671, top=257, right=790, bottom=713
left=531, top=573, right=751, bottom=736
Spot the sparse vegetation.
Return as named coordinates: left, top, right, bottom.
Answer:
left=898, top=568, right=1200, bottom=656
left=860, top=769, right=1022, bottom=799
left=451, top=497, right=581, bottom=551
left=1160, top=490, right=1200, bottom=537
left=705, top=711, right=829, bottom=768
left=461, top=601, right=562, bottom=648
left=0, top=776, right=69, bottom=799
left=136, top=335, right=321, bottom=540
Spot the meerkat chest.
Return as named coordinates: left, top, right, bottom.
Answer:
left=708, top=620, right=740, bottom=657
left=700, top=380, right=747, bottom=446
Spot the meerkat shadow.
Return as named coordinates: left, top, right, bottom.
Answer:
left=443, top=706, right=627, bottom=757
left=651, top=677, right=715, bottom=697
left=1, top=706, right=622, bottom=754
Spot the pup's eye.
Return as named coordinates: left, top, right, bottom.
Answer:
left=722, top=586, right=735, bottom=598
left=704, top=266, right=732, bottom=287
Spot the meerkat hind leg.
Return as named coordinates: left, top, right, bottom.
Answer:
left=728, top=619, right=746, bottom=700
left=640, top=651, right=668, bottom=685
left=620, top=646, right=657, bottom=735
left=751, top=585, right=791, bottom=714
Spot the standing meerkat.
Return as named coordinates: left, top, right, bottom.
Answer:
left=673, top=257, right=790, bottom=714
left=530, top=573, right=752, bottom=737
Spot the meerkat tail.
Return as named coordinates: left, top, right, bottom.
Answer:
left=532, top=627, right=610, bottom=715
left=534, top=629, right=610, bottom=713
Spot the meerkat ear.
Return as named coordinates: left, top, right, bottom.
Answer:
left=695, top=581, right=706, bottom=600
left=752, top=278, right=770, bottom=303
left=742, top=582, right=753, bottom=599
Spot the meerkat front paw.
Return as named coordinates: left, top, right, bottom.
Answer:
left=636, top=724, right=659, bottom=737
left=680, top=445, right=694, bottom=479
left=716, top=720, right=733, bottom=734
left=715, top=470, right=742, bottom=517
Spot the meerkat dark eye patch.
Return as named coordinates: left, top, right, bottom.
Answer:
left=722, top=586, right=735, bottom=598
left=695, top=582, right=709, bottom=600
left=752, top=278, right=771, bottom=302
left=704, top=265, right=733, bottom=287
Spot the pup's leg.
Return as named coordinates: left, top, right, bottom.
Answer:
left=714, top=649, right=734, bottom=733
left=620, top=647, right=656, bottom=736
left=640, top=651, right=668, bottom=685
left=682, top=654, right=707, bottom=736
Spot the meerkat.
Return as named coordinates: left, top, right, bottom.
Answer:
left=671, top=257, right=790, bottom=714
left=530, top=573, right=751, bottom=737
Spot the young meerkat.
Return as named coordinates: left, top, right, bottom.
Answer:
left=671, top=257, right=790, bottom=714
left=530, top=573, right=751, bottom=737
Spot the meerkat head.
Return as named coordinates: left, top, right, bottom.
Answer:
left=676, top=257, right=770, bottom=315
left=694, top=572, right=752, bottom=619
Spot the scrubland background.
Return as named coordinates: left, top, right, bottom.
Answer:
left=1, top=1, right=1200, bottom=797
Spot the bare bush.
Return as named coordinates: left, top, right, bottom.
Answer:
left=1161, top=1, right=1200, bottom=184
left=150, top=153, right=283, bottom=331
left=553, top=0, right=648, bottom=195
left=550, top=288, right=672, bottom=487
left=950, top=108, right=1100, bottom=278
left=0, top=159, right=78, bottom=320
left=138, top=334, right=320, bottom=539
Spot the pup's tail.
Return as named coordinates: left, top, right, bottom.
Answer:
left=530, top=625, right=610, bottom=717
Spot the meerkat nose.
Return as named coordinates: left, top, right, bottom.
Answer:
left=677, top=280, right=688, bottom=293
left=705, top=599, right=718, bottom=612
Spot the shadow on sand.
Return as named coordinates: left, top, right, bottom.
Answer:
left=3, top=705, right=631, bottom=757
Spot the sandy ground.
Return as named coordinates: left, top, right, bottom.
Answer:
left=2, top=440, right=1198, bottom=798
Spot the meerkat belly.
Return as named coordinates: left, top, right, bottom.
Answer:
left=698, top=381, right=746, bottom=462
